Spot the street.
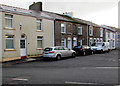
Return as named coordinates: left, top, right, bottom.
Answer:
left=2, top=50, right=119, bottom=85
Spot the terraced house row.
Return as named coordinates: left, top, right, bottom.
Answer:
left=0, top=2, right=119, bottom=61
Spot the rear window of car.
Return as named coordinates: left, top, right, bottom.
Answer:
left=44, top=48, right=53, bottom=51
left=74, top=46, right=82, bottom=48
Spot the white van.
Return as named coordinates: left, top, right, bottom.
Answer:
left=91, top=42, right=110, bottom=53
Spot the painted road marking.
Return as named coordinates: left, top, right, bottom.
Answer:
left=80, top=67, right=119, bottom=69
left=12, top=78, right=28, bottom=81
left=65, top=81, right=104, bottom=85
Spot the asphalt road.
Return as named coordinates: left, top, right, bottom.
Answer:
left=2, top=50, right=119, bottom=85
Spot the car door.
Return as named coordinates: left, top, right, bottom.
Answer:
left=58, top=47, right=66, bottom=57
left=65, top=47, right=72, bottom=57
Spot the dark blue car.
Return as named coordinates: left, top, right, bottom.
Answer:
left=73, top=45, right=94, bottom=56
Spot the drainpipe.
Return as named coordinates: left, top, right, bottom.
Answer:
left=87, top=24, right=88, bottom=46
left=0, top=13, right=2, bottom=62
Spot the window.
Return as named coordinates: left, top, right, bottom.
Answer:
left=5, top=35, right=14, bottom=49
left=36, top=19, right=42, bottom=30
left=61, top=38, right=66, bottom=47
left=78, top=26, right=82, bottom=35
left=100, top=28, right=103, bottom=37
left=113, top=34, right=115, bottom=39
left=89, top=38, right=93, bottom=46
left=61, top=23, right=66, bottom=33
left=5, top=14, right=13, bottom=28
left=37, top=36, right=43, bottom=48
left=108, top=32, right=110, bottom=39
left=89, top=26, right=93, bottom=36
left=112, top=40, right=115, bottom=47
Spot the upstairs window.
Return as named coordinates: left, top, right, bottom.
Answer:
left=61, top=23, right=66, bottom=33
left=5, top=14, right=13, bottom=28
left=36, top=19, right=42, bottom=30
left=78, top=26, right=82, bottom=35
left=89, top=26, right=93, bottom=36
left=5, top=35, right=14, bottom=49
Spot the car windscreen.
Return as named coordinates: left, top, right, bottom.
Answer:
left=97, top=43, right=102, bottom=47
left=44, top=48, right=53, bottom=51
left=74, top=46, right=82, bottom=49
left=91, top=43, right=96, bottom=46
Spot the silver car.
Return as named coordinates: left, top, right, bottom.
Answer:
left=43, top=46, right=76, bottom=60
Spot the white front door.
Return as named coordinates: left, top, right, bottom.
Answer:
left=73, top=37, right=77, bottom=47
left=20, top=39, right=26, bottom=56
left=68, top=38, right=72, bottom=49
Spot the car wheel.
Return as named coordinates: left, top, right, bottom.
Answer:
left=83, top=52, right=86, bottom=56
left=72, top=53, right=76, bottom=58
left=56, top=55, right=61, bottom=60
left=101, top=50, right=103, bottom=53
left=107, top=49, right=110, bottom=53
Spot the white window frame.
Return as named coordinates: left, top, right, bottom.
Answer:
left=108, top=32, right=110, bottom=39
left=61, top=23, right=66, bottom=33
left=78, top=26, right=82, bottom=35
left=5, top=14, right=13, bottom=28
left=61, top=38, right=66, bottom=47
left=36, top=19, right=42, bottom=30
left=113, top=33, right=115, bottom=39
left=5, top=35, right=14, bottom=49
left=89, top=38, right=93, bottom=46
left=89, top=26, right=93, bottom=36
left=37, top=36, right=43, bottom=48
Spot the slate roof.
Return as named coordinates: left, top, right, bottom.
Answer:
left=101, top=25, right=116, bottom=32
left=0, top=4, right=53, bottom=20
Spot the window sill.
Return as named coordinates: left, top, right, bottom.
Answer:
left=4, top=27, right=15, bottom=30
left=4, top=49, right=16, bottom=52
left=36, top=48, right=43, bottom=50
left=89, top=35, right=93, bottom=36
left=61, top=32, right=66, bottom=34
left=36, top=30, right=43, bottom=32
left=78, top=34, right=82, bottom=35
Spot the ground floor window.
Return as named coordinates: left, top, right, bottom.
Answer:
left=61, top=38, right=66, bottom=47
left=5, top=35, right=14, bottom=49
left=89, top=38, right=93, bottom=46
left=37, top=36, right=43, bottom=48
left=112, top=40, right=115, bottom=47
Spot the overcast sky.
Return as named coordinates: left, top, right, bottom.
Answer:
left=0, top=0, right=119, bottom=27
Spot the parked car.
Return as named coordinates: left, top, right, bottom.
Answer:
left=43, top=46, right=76, bottom=60
left=91, top=42, right=110, bottom=53
left=73, top=45, right=94, bottom=56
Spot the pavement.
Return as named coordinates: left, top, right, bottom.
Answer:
left=2, top=57, right=42, bottom=67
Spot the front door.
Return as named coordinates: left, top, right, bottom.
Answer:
left=20, top=39, right=26, bottom=56
left=68, top=38, right=72, bottom=49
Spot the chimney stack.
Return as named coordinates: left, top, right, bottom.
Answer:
left=29, top=2, right=42, bottom=11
